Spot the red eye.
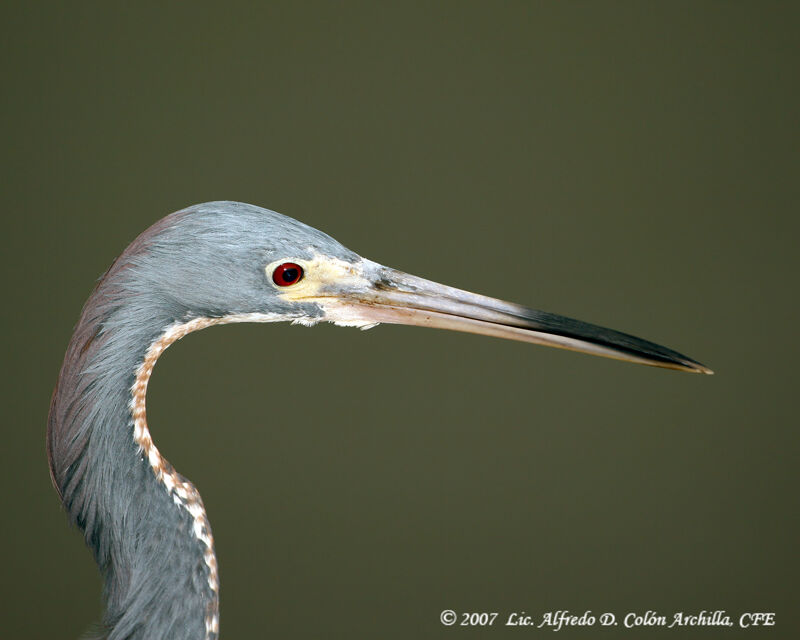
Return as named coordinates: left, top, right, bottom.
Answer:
left=272, top=262, right=304, bottom=286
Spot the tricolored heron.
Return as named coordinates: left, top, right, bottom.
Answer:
left=48, top=201, right=710, bottom=640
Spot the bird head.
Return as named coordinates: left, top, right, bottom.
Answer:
left=126, top=201, right=710, bottom=374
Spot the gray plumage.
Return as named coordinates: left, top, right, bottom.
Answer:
left=49, top=202, right=359, bottom=640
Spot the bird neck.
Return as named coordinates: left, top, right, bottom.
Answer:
left=48, top=292, right=221, bottom=640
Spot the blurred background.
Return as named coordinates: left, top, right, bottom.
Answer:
left=1, top=2, right=797, bottom=638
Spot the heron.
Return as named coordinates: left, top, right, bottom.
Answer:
left=48, top=201, right=710, bottom=640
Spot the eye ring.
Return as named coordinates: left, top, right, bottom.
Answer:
left=272, top=262, right=304, bottom=287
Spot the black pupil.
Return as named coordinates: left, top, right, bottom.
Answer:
left=281, top=267, right=299, bottom=283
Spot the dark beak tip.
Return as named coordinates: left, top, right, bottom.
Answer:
left=681, top=360, right=713, bottom=375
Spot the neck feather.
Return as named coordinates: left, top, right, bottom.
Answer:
left=48, top=296, right=229, bottom=639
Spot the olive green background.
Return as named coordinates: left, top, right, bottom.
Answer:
left=1, top=2, right=797, bottom=639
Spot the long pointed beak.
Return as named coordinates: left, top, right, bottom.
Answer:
left=308, top=260, right=712, bottom=374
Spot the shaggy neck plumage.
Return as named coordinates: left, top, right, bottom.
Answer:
left=48, top=271, right=218, bottom=640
